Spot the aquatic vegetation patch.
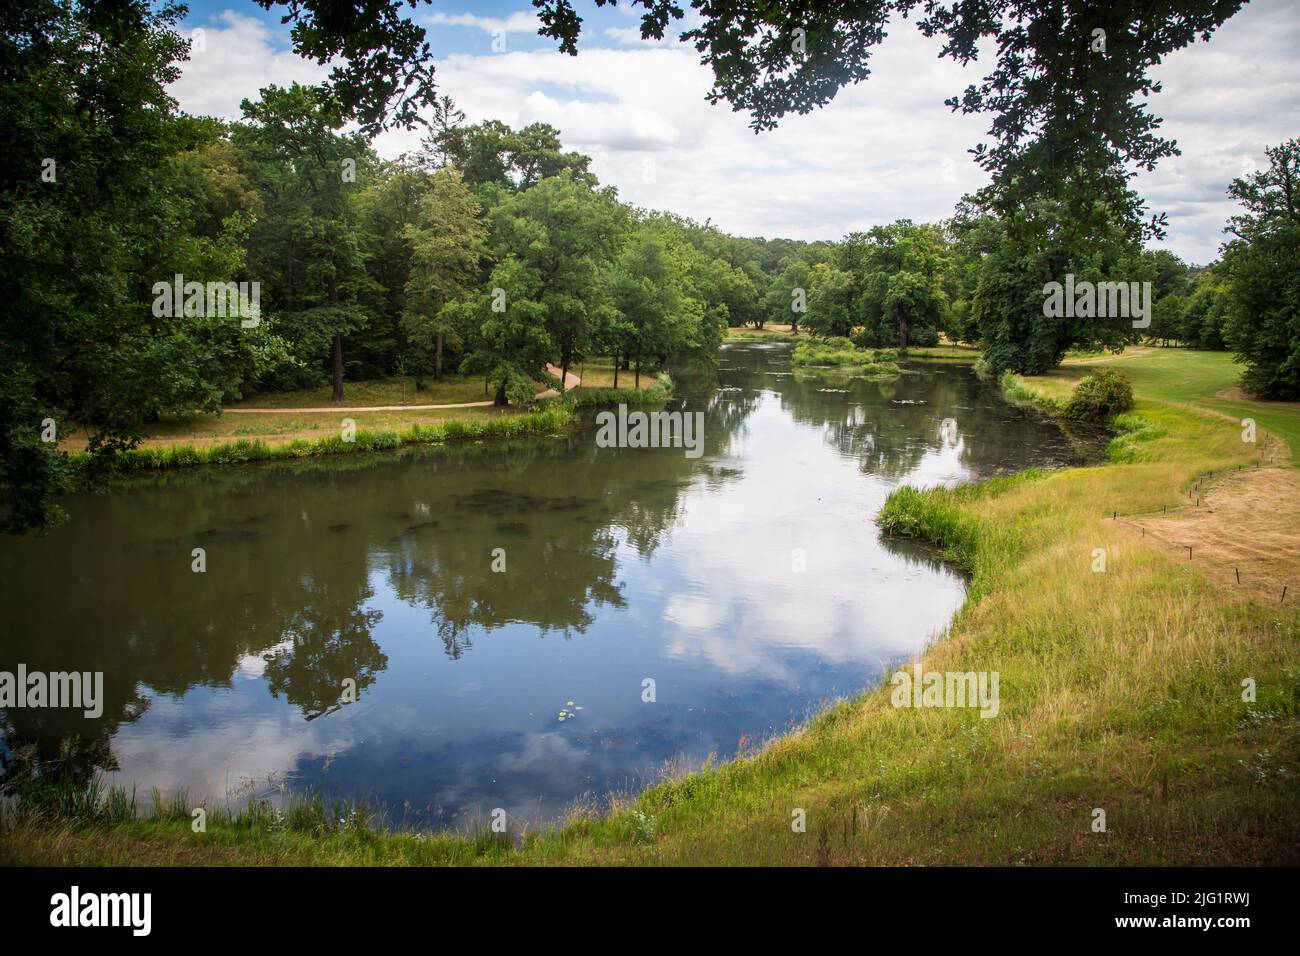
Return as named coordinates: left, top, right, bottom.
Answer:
left=792, top=338, right=902, bottom=377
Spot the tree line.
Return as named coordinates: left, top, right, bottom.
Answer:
left=0, top=3, right=812, bottom=531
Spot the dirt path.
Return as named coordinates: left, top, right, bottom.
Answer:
left=1123, top=439, right=1298, bottom=604
left=222, top=364, right=581, bottom=414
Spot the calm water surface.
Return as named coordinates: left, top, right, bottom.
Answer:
left=0, top=343, right=1102, bottom=828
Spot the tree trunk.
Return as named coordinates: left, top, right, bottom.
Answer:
left=331, top=334, right=344, bottom=402
left=493, top=382, right=508, bottom=406
left=897, top=311, right=909, bottom=351
left=635, top=357, right=641, bottom=389
left=435, top=332, right=444, bottom=380
left=613, top=357, right=619, bottom=389
left=328, top=275, right=344, bottom=402
left=560, top=346, right=571, bottom=393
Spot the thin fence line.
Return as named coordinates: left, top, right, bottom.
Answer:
left=1101, top=448, right=1293, bottom=605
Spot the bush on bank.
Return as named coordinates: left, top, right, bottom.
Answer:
left=1062, top=368, right=1135, bottom=422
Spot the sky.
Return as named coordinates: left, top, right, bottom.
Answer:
left=171, top=0, right=1300, bottom=265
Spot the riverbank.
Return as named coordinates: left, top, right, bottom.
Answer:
left=5, top=348, right=1298, bottom=865
left=62, top=377, right=670, bottom=476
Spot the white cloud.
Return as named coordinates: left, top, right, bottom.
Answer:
left=604, top=26, right=669, bottom=46
left=172, top=3, right=1300, bottom=261
left=426, top=11, right=543, bottom=35
left=647, top=394, right=965, bottom=681
left=170, top=11, right=328, bottom=122
left=1133, top=0, right=1300, bottom=262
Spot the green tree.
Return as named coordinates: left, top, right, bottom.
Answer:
left=417, top=94, right=466, bottom=170
left=1149, top=293, right=1187, bottom=347
left=454, top=260, right=555, bottom=407
left=488, top=176, right=627, bottom=388
left=763, top=259, right=813, bottom=334
left=942, top=208, right=1001, bottom=345
left=401, top=168, right=487, bottom=380
left=804, top=263, right=855, bottom=339
left=0, top=2, right=271, bottom=532
left=843, top=222, right=949, bottom=349
left=353, top=156, right=432, bottom=379
left=973, top=190, right=1150, bottom=375
left=538, top=1, right=1243, bottom=373
left=432, top=120, right=595, bottom=196
left=609, top=229, right=692, bottom=388
left=253, top=0, right=438, bottom=135
left=237, top=83, right=373, bottom=401
left=1180, top=266, right=1231, bottom=350
left=1222, top=139, right=1300, bottom=398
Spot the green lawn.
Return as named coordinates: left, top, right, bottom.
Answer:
left=232, top=374, right=491, bottom=408
left=1026, top=347, right=1300, bottom=462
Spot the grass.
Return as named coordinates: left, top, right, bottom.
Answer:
left=7, top=347, right=1299, bottom=865
left=94, top=377, right=676, bottom=476
left=900, top=344, right=982, bottom=362
left=55, top=369, right=673, bottom=471
left=0, top=781, right=518, bottom=866
left=122, top=405, right=509, bottom=449
left=565, top=375, right=671, bottom=407
left=57, top=381, right=671, bottom=477
left=727, top=324, right=800, bottom=342
left=575, top=359, right=668, bottom=389
left=76, top=405, right=575, bottom=474
left=1013, top=346, right=1300, bottom=464
left=999, top=370, right=1064, bottom=414
left=231, top=374, right=488, bottom=409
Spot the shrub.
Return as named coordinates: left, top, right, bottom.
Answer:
left=1062, top=368, right=1135, bottom=422
left=850, top=328, right=879, bottom=349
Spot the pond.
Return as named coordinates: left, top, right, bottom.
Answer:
left=0, top=342, right=1103, bottom=829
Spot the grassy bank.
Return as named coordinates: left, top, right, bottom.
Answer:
left=1004, top=346, right=1300, bottom=462
left=6, top=349, right=1298, bottom=866
left=93, top=405, right=575, bottom=473
left=901, top=344, right=982, bottom=362
left=59, top=365, right=668, bottom=454
left=230, top=373, right=489, bottom=409
left=64, top=381, right=671, bottom=477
